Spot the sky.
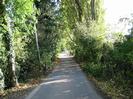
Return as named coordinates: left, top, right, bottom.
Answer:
left=104, top=0, right=133, bottom=24
left=104, top=0, right=133, bottom=34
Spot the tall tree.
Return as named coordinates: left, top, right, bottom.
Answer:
left=91, top=0, right=95, bottom=20
left=5, top=0, right=18, bottom=87
left=74, top=0, right=83, bottom=21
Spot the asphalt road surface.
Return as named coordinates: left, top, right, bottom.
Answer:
left=25, top=53, right=103, bottom=99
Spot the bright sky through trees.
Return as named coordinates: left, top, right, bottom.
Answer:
left=104, top=0, right=133, bottom=24
left=104, top=0, right=133, bottom=34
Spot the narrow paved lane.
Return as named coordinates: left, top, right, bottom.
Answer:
left=25, top=53, right=103, bottom=99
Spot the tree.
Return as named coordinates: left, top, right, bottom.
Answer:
left=5, top=0, right=18, bottom=87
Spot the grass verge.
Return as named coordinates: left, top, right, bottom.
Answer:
left=80, top=62, right=132, bottom=99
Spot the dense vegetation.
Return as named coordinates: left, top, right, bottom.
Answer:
left=0, top=0, right=133, bottom=98
left=0, top=0, right=61, bottom=89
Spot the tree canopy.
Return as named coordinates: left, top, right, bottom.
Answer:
left=0, top=0, right=133, bottom=98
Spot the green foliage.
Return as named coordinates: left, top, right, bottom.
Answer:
left=81, top=34, right=133, bottom=98
left=73, top=20, right=105, bottom=63
left=0, top=0, right=61, bottom=88
left=82, top=62, right=105, bottom=77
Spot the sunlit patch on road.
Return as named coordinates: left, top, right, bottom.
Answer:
left=40, top=79, right=71, bottom=85
left=58, top=51, right=73, bottom=58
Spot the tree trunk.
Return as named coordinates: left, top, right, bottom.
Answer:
left=35, top=23, right=41, bottom=63
left=91, top=0, right=95, bottom=20
left=74, top=0, right=83, bottom=22
left=5, top=1, right=18, bottom=88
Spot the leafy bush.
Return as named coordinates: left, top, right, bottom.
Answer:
left=82, top=62, right=105, bottom=77
left=73, top=20, right=104, bottom=63
left=70, top=18, right=133, bottom=98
